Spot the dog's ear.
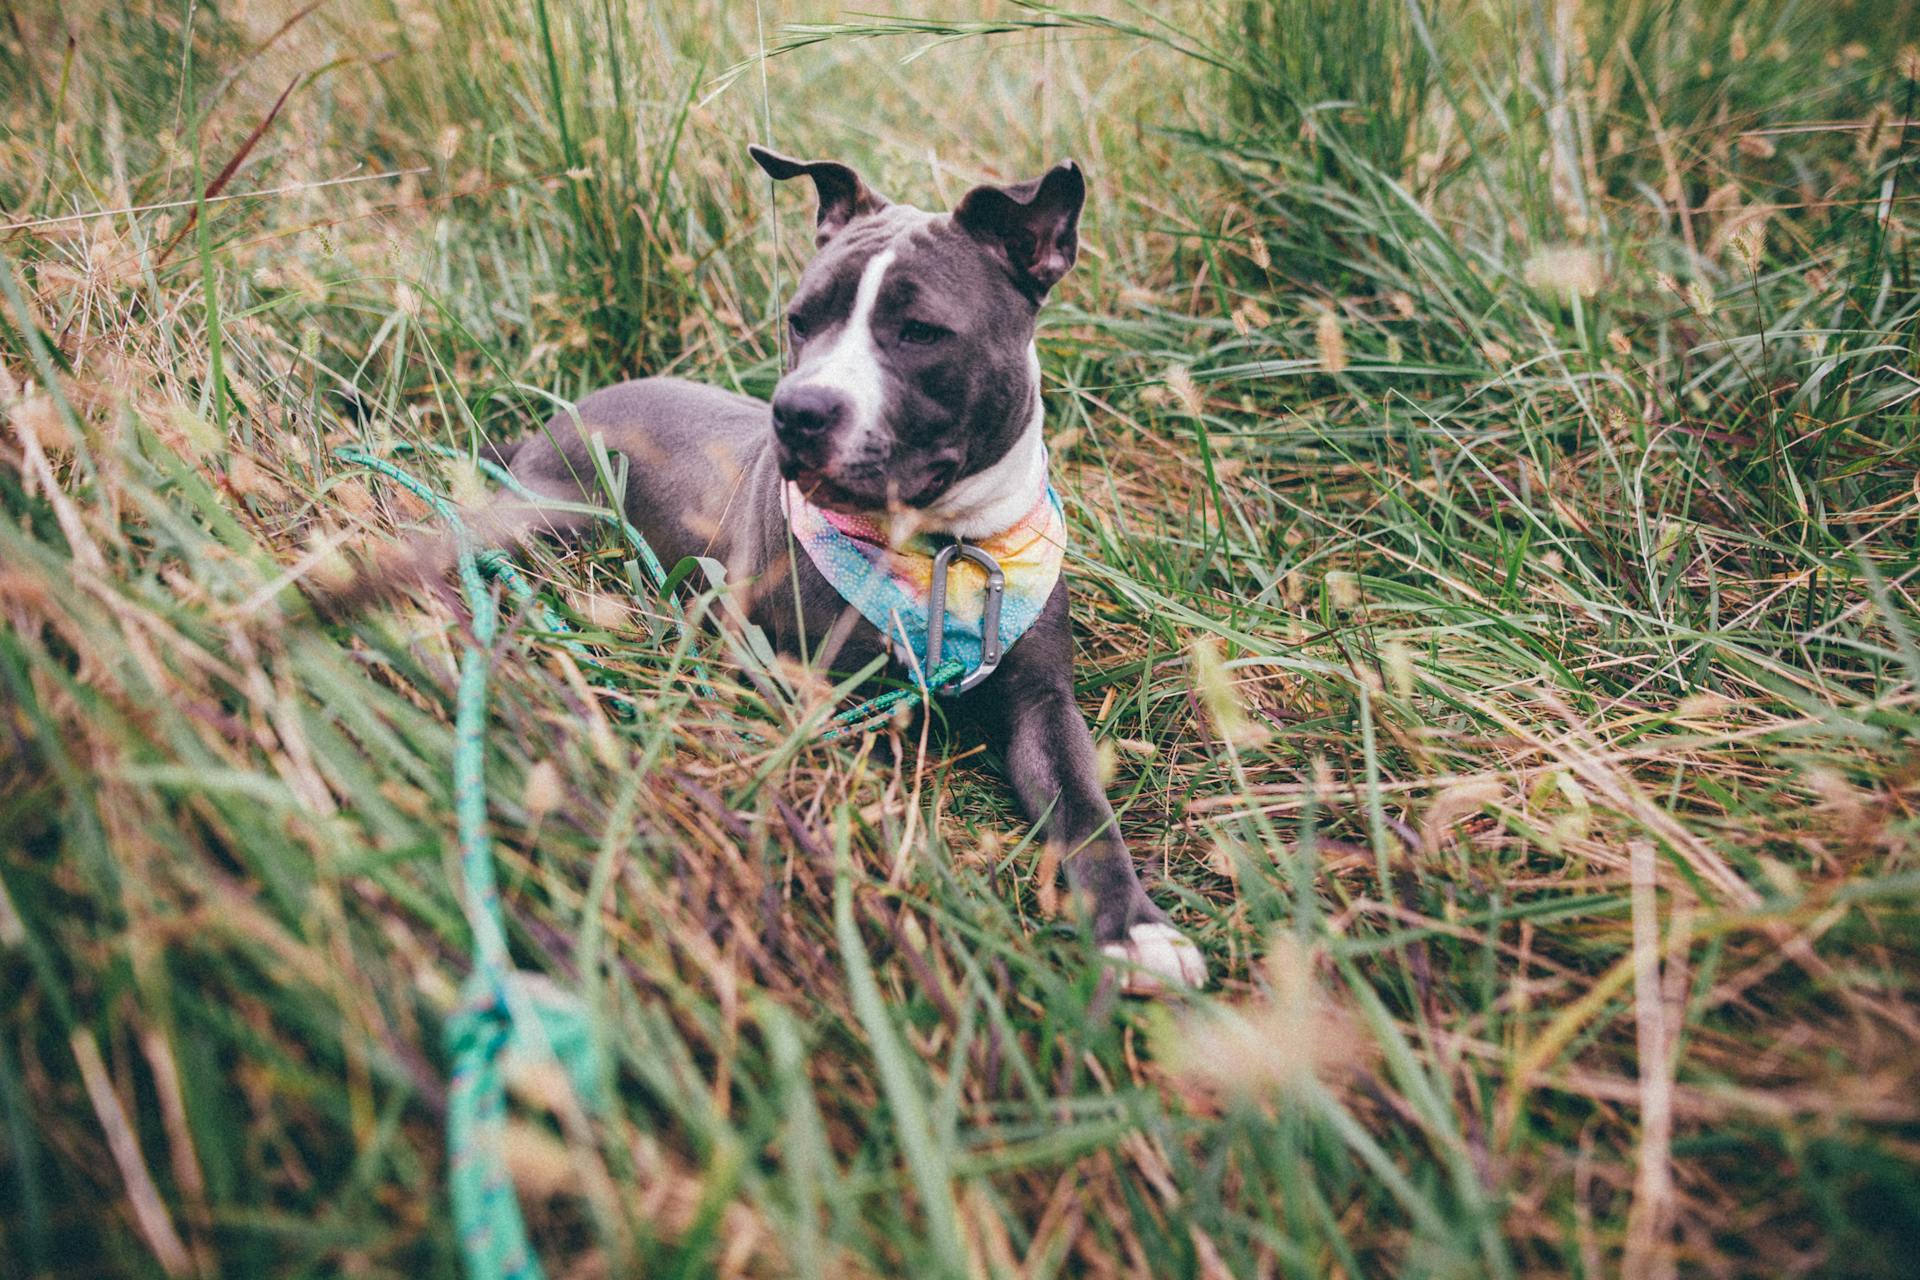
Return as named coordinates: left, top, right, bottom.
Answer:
left=953, top=160, right=1086, bottom=300
left=749, top=145, right=888, bottom=245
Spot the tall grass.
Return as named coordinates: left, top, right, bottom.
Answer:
left=1230, top=0, right=1430, bottom=177
left=3, top=1, right=1919, bottom=1276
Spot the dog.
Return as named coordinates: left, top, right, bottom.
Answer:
left=333, top=146, right=1206, bottom=993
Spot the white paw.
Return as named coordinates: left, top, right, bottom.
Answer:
left=1100, top=922, right=1207, bottom=996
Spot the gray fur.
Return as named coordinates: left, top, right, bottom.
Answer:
left=503, top=377, right=883, bottom=668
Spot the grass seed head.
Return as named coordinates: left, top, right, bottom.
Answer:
left=523, top=760, right=565, bottom=823
left=1165, top=365, right=1203, bottom=416
left=1522, top=244, right=1602, bottom=298
left=1314, top=310, right=1349, bottom=375
left=1190, top=634, right=1268, bottom=749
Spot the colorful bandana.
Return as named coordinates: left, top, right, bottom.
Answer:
left=783, top=479, right=1067, bottom=687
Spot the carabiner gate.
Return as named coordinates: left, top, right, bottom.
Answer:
left=925, top=541, right=1006, bottom=696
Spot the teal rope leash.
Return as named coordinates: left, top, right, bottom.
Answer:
left=333, top=445, right=604, bottom=1280
left=334, top=446, right=639, bottom=719
left=444, top=517, right=607, bottom=1280
left=331, top=444, right=968, bottom=1280
left=819, top=657, right=965, bottom=740
left=390, top=440, right=671, bottom=591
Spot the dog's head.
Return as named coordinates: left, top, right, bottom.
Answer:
left=750, top=145, right=1084, bottom=531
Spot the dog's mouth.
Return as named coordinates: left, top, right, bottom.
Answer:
left=783, top=463, right=877, bottom=514
left=904, top=457, right=961, bottom=506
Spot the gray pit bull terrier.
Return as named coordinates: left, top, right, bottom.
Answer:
left=338, top=146, right=1205, bottom=993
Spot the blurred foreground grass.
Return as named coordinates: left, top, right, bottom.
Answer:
left=3, top=1, right=1919, bottom=1276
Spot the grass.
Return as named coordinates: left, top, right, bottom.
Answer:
left=3, top=0, right=1919, bottom=1275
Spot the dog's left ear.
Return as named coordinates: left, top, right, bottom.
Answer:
left=749, top=144, right=889, bottom=245
left=953, top=160, right=1086, bottom=300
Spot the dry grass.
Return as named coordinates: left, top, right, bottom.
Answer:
left=3, top=0, right=1919, bottom=1276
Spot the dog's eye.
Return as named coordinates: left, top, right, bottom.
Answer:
left=787, top=313, right=810, bottom=340
left=899, top=320, right=947, bottom=346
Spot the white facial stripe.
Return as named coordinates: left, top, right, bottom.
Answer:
left=790, top=246, right=897, bottom=450
left=920, top=342, right=1048, bottom=539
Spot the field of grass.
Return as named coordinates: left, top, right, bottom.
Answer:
left=4, top=0, right=1920, bottom=1275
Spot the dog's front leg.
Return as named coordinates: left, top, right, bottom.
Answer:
left=966, top=587, right=1206, bottom=993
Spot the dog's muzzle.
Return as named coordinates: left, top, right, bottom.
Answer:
left=771, top=383, right=846, bottom=460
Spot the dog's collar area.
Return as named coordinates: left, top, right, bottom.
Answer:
left=926, top=542, right=1006, bottom=695
left=783, top=478, right=1064, bottom=694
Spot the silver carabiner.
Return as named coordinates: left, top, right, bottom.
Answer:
left=925, top=541, right=1006, bottom=696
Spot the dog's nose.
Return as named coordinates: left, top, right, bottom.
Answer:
left=771, top=384, right=846, bottom=444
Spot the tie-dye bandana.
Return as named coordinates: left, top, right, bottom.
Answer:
left=783, top=480, right=1067, bottom=687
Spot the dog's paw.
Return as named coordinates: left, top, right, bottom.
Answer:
left=1100, top=922, right=1207, bottom=996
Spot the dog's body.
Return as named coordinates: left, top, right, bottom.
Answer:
left=360, top=148, right=1204, bottom=991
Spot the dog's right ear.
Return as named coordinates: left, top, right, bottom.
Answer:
left=953, top=160, right=1086, bottom=301
left=749, top=145, right=889, bottom=245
